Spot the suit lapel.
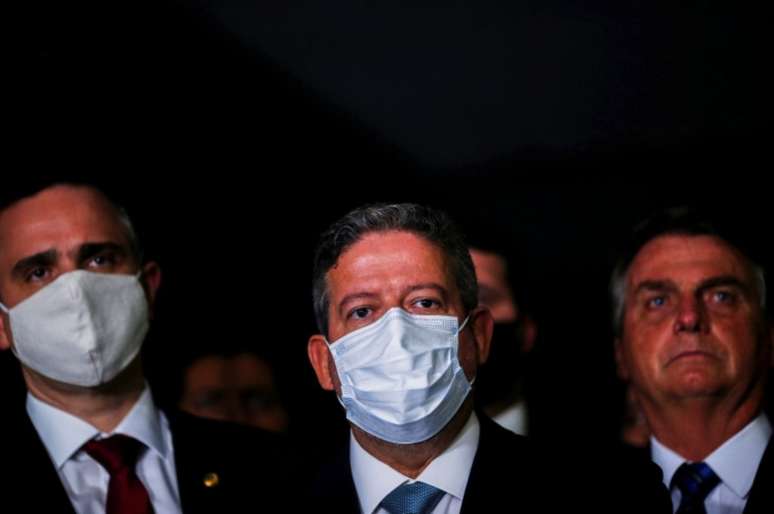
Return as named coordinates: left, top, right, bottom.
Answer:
left=311, top=444, right=361, bottom=513
left=743, top=436, right=774, bottom=514
left=459, top=417, right=488, bottom=514
left=4, top=408, right=76, bottom=513
left=460, top=413, right=533, bottom=514
left=169, top=413, right=231, bottom=514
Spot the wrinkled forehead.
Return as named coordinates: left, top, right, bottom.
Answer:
left=327, top=230, right=455, bottom=298
left=0, top=185, right=132, bottom=263
left=627, top=234, right=758, bottom=291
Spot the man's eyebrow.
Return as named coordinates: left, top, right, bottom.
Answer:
left=633, top=276, right=754, bottom=298
left=404, top=283, right=450, bottom=301
left=632, top=280, right=677, bottom=296
left=697, top=275, right=752, bottom=294
left=338, top=292, right=379, bottom=317
left=12, top=249, right=58, bottom=279
left=74, top=242, right=129, bottom=263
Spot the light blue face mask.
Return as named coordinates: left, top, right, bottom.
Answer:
left=326, top=307, right=472, bottom=445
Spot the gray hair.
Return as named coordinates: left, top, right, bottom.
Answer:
left=610, top=207, right=767, bottom=336
left=312, top=203, right=478, bottom=337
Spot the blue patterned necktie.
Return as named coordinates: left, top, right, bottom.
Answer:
left=380, top=482, right=446, bottom=514
left=671, top=462, right=721, bottom=514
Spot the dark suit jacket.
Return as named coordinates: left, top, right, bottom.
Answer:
left=742, top=436, right=773, bottom=514
left=2, top=407, right=291, bottom=513
left=308, top=412, right=671, bottom=513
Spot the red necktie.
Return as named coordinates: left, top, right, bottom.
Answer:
left=83, top=434, right=155, bottom=514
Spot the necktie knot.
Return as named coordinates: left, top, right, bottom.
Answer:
left=83, top=434, right=146, bottom=475
left=380, top=481, right=445, bottom=514
left=671, top=462, right=720, bottom=514
left=82, top=434, right=155, bottom=514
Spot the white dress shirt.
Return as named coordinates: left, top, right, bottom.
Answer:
left=26, top=387, right=183, bottom=514
left=651, top=413, right=772, bottom=514
left=350, top=411, right=480, bottom=514
left=491, top=400, right=528, bottom=436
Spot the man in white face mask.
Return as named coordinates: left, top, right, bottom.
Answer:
left=306, top=203, right=505, bottom=514
left=0, top=180, right=291, bottom=514
left=305, top=202, right=673, bottom=514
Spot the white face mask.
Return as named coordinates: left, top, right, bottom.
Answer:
left=326, top=307, right=472, bottom=445
left=0, top=270, right=149, bottom=387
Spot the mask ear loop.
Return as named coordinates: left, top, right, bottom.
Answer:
left=456, top=313, right=478, bottom=386
left=321, top=335, right=349, bottom=412
left=1, top=303, right=21, bottom=360
left=458, top=314, right=471, bottom=333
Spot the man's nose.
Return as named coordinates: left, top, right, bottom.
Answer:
left=673, top=296, right=706, bottom=334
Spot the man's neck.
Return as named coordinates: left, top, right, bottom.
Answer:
left=22, top=361, right=146, bottom=433
left=352, top=400, right=474, bottom=479
left=644, top=394, right=763, bottom=461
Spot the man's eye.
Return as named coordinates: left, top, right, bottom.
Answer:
left=89, top=254, right=114, bottom=267
left=712, top=290, right=736, bottom=304
left=350, top=307, right=372, bottom=320
left=27, top=267, right=49, bottom=282
left=414, top=298, right=439, bottom=309
left=647, top=296, right=667, bottom=308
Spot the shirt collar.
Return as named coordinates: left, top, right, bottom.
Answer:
left=650, top=435, right=688, bottom=491
left=26, top=386, right=169, bottom=470
left=492, top=400, right=528, bottom=436
left=705, top=414, right=772, bottom=498
left=350, top=412, right=480, bottom=514
left=651, top=413, right=772, bottom=498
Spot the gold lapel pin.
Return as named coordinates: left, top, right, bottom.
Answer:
left=203, top=472, right=220, bottom=488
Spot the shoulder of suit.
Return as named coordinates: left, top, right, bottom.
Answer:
left=165, top=409, right=289, bottom=455
left=477, top=411, right=532, bottom=451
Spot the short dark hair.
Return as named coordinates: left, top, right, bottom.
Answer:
left=609, top=206, right=767, bottom=336
left=312, top=203, right=478, bottom=337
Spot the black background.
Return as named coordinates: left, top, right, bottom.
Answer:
left=7, top=0, right=770, bottom=457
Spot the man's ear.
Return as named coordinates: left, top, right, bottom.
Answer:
left=0, top=313, right=11, bottom=351
left=614, top=337, right=630, bottom=380
left=469, top=306, right=494, bottom=365
left=308, top=334, right=337, bottom=391
left=141, top=261, right=162, bottom=318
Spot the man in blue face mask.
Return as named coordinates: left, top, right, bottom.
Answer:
left=0, top=179, right=293, bottom=513
left=306, top=202, right=671, bottom=514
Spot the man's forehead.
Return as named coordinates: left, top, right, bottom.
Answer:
left=0, top=185, right=130, bottom=259
left=328, top=231, right=453, bottom=296
left=628, top=234, right=753, bottom=287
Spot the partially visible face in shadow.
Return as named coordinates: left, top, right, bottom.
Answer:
left=180, top=352, right=289, bottom=432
